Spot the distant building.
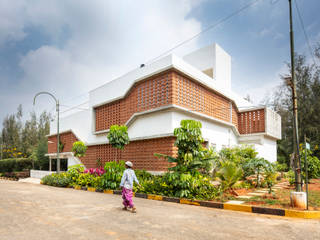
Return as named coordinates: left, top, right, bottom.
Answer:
left=47, top=43, right=281, bottom=173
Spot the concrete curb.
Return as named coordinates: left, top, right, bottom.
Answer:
left=45, top=184, right=320, bottom=219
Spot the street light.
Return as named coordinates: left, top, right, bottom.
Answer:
left=33, top=92, right=60, bottom=173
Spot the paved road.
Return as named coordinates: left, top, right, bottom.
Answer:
left=0, top=180, right=319, bottom=240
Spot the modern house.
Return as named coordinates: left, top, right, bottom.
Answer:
left=47, top=43, right=281, bottom=173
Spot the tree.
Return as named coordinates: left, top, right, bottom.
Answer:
left=155, top=119, right=216, bottom=173
left=72, top=141, right=87, bottom=157
left=107, top=125, right=129, bottom=161
left=264, top=45, right=320, bottom=166
left=1, top=105, right=51, bottom=163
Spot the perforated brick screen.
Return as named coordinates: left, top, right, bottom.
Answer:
left=48, top=131, right=176, bottom=171
left=238, top=109, right=265, bottom=134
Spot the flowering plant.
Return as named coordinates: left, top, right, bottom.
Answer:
left=84, top=166, right=105, bottom=176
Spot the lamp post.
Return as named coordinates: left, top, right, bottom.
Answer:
left=33, top=92, right=60, bottom=173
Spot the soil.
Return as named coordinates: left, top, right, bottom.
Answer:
left=308, top=179, right=320, bottom=191
left=233, top=188, right=254, bottom=196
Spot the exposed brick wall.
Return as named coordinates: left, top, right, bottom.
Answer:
left=95, top=71, right=173, bottom=132
left=171, top=71, right=238, bottom=127
left=48, top=132, right=78, bottom=153
left=238, top=109, right=265, bottom=134
left=48, top=131, right=177, bottom=171
left=95, top=69, right=240, bottom=132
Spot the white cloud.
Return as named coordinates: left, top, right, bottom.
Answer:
left=0, top=0, right=202, bottom=121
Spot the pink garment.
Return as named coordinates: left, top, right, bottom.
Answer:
left=122, top=188, right=134, bottom=208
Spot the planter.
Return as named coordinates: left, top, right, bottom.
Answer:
left=74, top=185, right=82, bottom=190
left=290, top=191, right=307, bottom=209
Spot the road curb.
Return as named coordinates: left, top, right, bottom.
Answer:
left=44, top=184, right=320, bottom=219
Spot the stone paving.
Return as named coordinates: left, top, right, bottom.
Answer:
left=229, top=182, right=289, bottom=205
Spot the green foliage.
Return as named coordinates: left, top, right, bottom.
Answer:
left=216, top=160, right=243, bottom=191
left=287, top=170, right=296, bottom=185
left=218, top=145, right=258, bottom=178
left=101, top=161, right=126, bottom=189
left=72, top=141, right=87, bottom=157
left=67, top=164, right=85, bottom=185
left=1, top=105, right=51, bottom=160
left=107, top=125, right=129, bottom=150
left=135, top=169, right=153, bottom=180
left=299, top=148, right=320, bottom=179
left=135, top=171, right=219, bottom=200
left=155, top=120, right=216, bottom=173
left=32, top=139, right=49, bottom=170
left=264, top=163, right=277, bottom=193
left=41, top=173, right=71, bottom=187
left=0, top=158, right=33, bottom=172
left=173, top=120, right=203, bottom=165
left=275, top=162, right=288, bottom=172
left=244, top=158, right=271, bottom=187
left=75, top=173, right=101, bottom=188
left=266, top=48, right=320, bottom=165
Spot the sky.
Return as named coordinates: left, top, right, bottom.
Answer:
left=1, top=0, right=320, bottom=124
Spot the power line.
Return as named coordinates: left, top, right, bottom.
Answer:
left=145, top=0, right=263, bottom=65
left=61, top=91, right=89, bottom=105
left=60, top=102, right=90, bottom=114
left=294, top=0, right=317, bottom=65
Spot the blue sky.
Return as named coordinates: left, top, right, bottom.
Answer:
left=0, top=0, right=319, bottom=124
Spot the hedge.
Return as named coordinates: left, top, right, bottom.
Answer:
left=0, top=158, right=33, bottom=173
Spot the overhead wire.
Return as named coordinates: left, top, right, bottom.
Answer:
left=145, top=0, right=263, bottom=65
left=53, top=0, right=266, bottom=107
left=294, top=0, right=317, bottom=65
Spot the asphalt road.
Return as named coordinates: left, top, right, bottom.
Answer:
left=0, top=180, right=319, bottom=240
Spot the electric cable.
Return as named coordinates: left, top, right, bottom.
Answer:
left=145, top=0, right=263, bottom=65
left=294, top=0, right=317, bottom=65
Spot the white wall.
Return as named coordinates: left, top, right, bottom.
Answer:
left=128, top=111, right=174, bottom=139
left=266, top=107, right=282, bottom=139
left=253, top=136, right=277, bottom=162
left=172, top=111, right=238, bottom=151
left=183, top=43, right=231, bottom=90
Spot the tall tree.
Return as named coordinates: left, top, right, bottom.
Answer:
left=265, top=45, right=320, bottom=166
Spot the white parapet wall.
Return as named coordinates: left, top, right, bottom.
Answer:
left=30, top=170, right=56, bottom=179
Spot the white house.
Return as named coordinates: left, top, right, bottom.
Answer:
left=47, top=43, right=281, bottom=172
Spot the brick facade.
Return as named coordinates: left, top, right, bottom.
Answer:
left=48, top=132, right=78, bottom=153
left=94, top=69, right=241, bottom=132
left=238, top=109, right=265, bottom=134
left=48, top=131, right=177, bottom=171
left=95, top=71, right=173, bottom=132
left=48, top=69, right=266, bottom=170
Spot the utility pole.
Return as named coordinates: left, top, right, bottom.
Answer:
left=288, top=0, right=302, bottom=192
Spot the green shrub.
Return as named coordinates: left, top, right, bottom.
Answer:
left=0, top=158, right=33, bottom=172
left=300, top=149, right=320, bottom=179
left=216, top=160, right=243, bottom=191
left=287, top=170, right=295, bottom=185
left=218, top=145, right=258, bottom=178
left=75, top=173, right=101, bottom=188
left=135, top=169, right=153, bottom=180
left=41, top=173, right=71, bottom=187
left=135, top=172, right=219, bottom=200
left=67, top=164, right=85, bottom=185
left=100, top=161, right=125, bottom=189
left=72, top=141, right=87, bottom=157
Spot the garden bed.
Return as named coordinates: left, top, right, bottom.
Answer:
left=237, top=180, right=320, bottom=210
